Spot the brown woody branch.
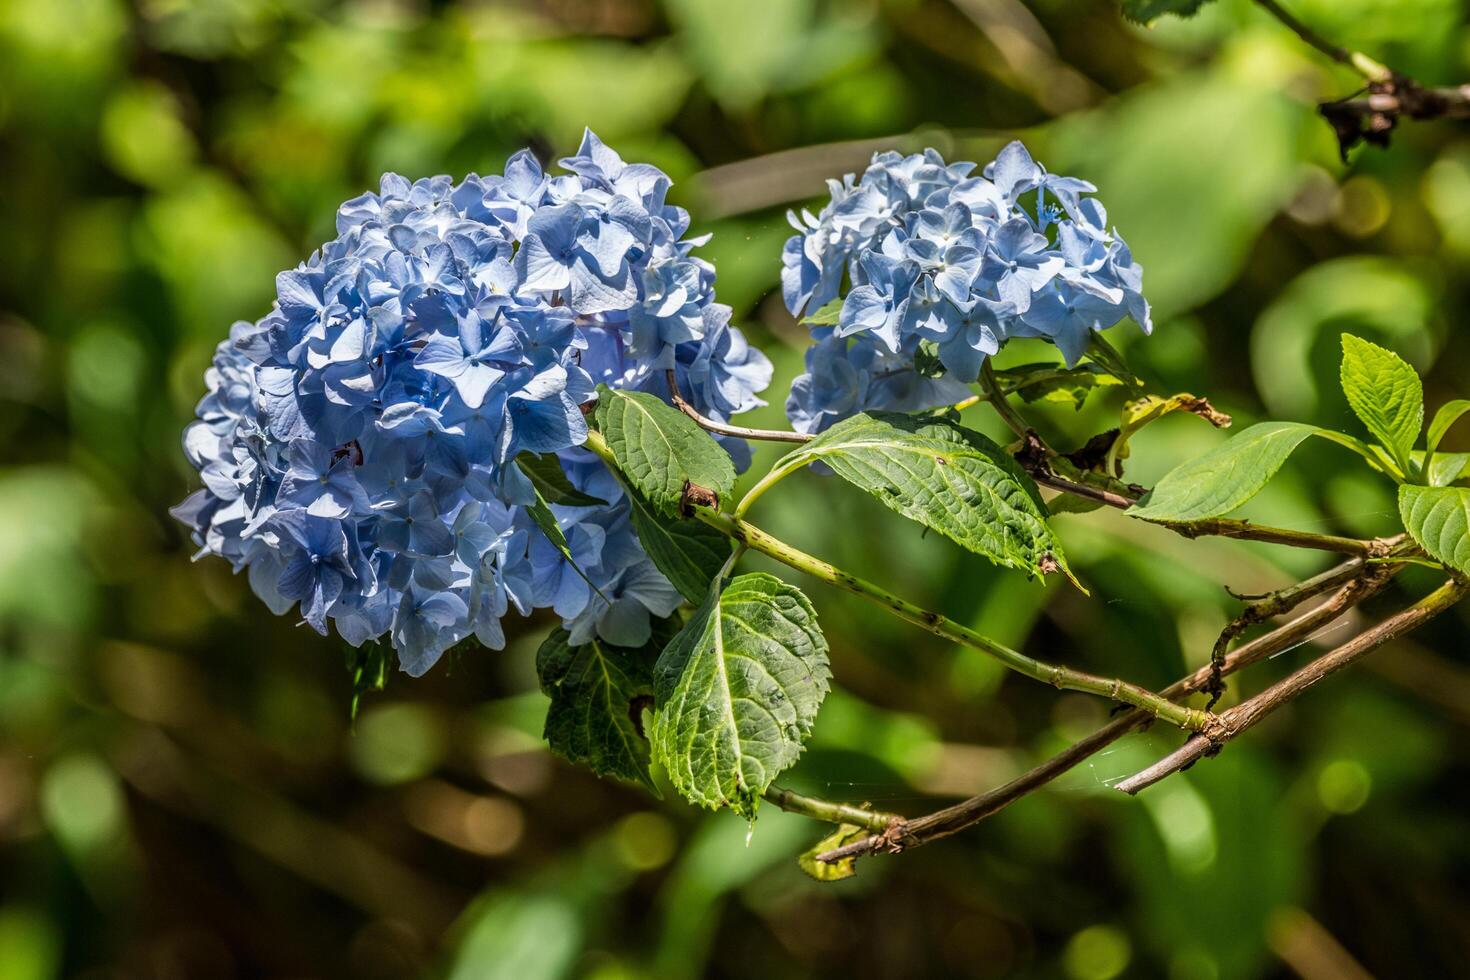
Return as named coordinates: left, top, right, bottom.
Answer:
left=664, top=369, right=810, bottom=444
left=1114, top=577, right=1469, bottom=795
left=1202, top=548, right=1397, bottom=706
left=1024, top=458, right=1390, bottom=557
left=1255, top=0, right=1470, bottom=158
left=816, top=560, right=1401, bottom=864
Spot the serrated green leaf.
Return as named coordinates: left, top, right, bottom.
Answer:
left=593, top=384, right=736, bottom=517
left=537, top=625, right=673, bottom=792
left=1427, top=399, right=1470, bottom=454
left=1120, top=0, right=1215, bottom=24
left=764, top=412, right=1066, bottom=579
left=526, top=488, right=607, bottom=601
left=626, top=486, right=732, bottom=604
left=651, top=573, right=831, bottom=818
left=798, top=823, right=865, bottom=882
left=1398, top=485, right=1470, bottom=575
left=514, top=452, right=607, bottom=507
left=801, top=298, right=844, bottom=327
left=1340, top=334, right=1423, bottom=472
left=1128, top=421, right=1322, bottom=523
left=993, top=362, right=1126, bottom=411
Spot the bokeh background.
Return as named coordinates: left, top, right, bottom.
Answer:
left=4, top=0, right=1470, bottom=976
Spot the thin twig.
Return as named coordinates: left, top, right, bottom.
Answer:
left=1115, top=577, right=1469, bottom=795
left=1253, top=0, right=1389, bottom=81
left=664, top=369, right=810, bottom=444
left=1204, top=554, right=1389, bottom=707
left=1034, top=472, right=1136, bottom=510
left=584, top=431, right=1210, bottom=729
left=654, top=369, right=1390, bottom=560
left=1030, top=459, right=1385, bottom=557
left=980, top=359, right=1036, bottom=442
left=682, top=504, right=1214, bottom=731
left=762, top=785, right=901, bottom=834
left=815, top=563, right=1403, bottom=863
left=1252, top=0, right=1470, bottom=157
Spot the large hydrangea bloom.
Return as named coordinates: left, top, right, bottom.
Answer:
left=782, top=142, right=1149, bottom=434
left=173, top=131, right=772, bottom=676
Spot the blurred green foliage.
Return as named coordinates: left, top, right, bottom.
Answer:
left=3, top=0, right=1470, bottom=977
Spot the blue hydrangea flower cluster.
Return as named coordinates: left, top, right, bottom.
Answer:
left=782, top=142, right=1150, bottom=434
left=173, top=131, right=771, bottom=676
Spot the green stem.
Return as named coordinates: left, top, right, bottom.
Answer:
left=1254, top=0, right=1392, bottom=82
left=762, top=786, right=899, bottom=833
left=1166, top=517, right=1377, bottom=556
left=1040, top=457, right=1381, bottom=556
left=735, top=465, right=797, bottom=518
left=1314, top=430, right=1406, bottom=483
left=980, top=360, right=1035, bottom=442
left=691, top=507, right=1213, bottom=733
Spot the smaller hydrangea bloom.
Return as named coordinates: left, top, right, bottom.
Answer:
left=782, top=142, right=1150, bottom=433
left=174, top=131, right=771, bottom=676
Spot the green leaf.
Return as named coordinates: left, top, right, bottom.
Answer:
left=514, top=452, right=607, bottom=507
left=801, top=298, right=844, bottom=327
left=1120, top=0, right=1215, bottom=24
left=1084, top=333, right=1143, bottom=388
left=526, top=488, right=606, bottom=601
left=1340, top=334, right=1423, bottom=471
left=798, top=823, right=865, bottom=882
left=1128, top=422, right=1322, bottom=523
left=1111, top=393, right=1232, bottom=471
left=765, top=413, right=1067, bottom=579
left=1119, top=393, right=1231, bottom=437
left=537, top=624, right=675, bottom=793
left=1408, top=450, right=1470, bottom=487
left=1398, top=485, right=1470, bottom=575
left=346, top=642, right=390, bottom=723
left=626, top=487, right=732, bottom=604
left=593, top=384, right=736, bottom=517
left=1431, top=452, right=1470, bottom=487
left=651, top=573, right=831, bottom=817
left=993, top=362, right=1126, bottom=411
left=1427, top=399, right=1470, bottom=455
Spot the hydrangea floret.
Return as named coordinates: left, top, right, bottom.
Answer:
left=173, top=131, right=772, bottom=676
left=781, top=142, right=1150, bottom=433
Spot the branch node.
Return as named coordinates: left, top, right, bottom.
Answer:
left=680, top=480, right=719, bottom=517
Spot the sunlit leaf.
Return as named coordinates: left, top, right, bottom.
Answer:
left=1084, top=334, right=1143, bottom=388
left=801, top=299, right=844, bottom=327
left=1398, top=485, right=1470, bottom=575
left=764, top=413, right=1068, bottom=579
left=994, top=361, right=1126, bottom=411
left=594, top=385, right=735, bottom=517
left=1427, top=399, right=1470, bottom=454
left=651, top=573, right=830, bottom=818
left=1111, top=392, right=1231, bottom=471
left=1128, top=422, right=1323, bottom=523
left=1340, top=333, right=1423, bottom=471
left=798, top=823, right=865, bottom=882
